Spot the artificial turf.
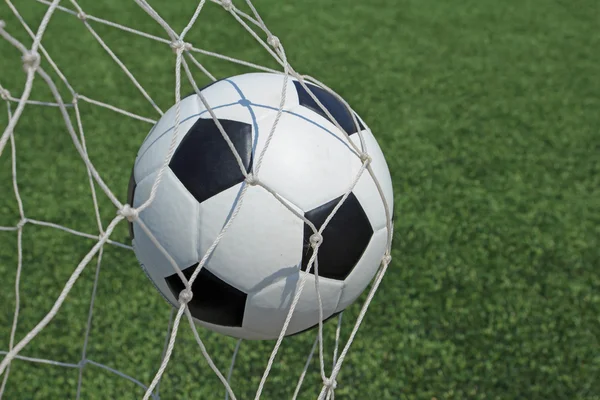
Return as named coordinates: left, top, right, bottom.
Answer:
left=0, top=0, right=599, bottom=399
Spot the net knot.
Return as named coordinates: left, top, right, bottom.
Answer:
left=0, top=88, right=10, bottom=100
left=0, top=20, right=6, bottom=30
left=170, top=40, right=192, bottom=53
left=309, top=233, right=322, bottom=249
left=382, top=253, right=392, bottom=265
left=72, top=94, right=80, bottom=104
left=22, top=51, right=41, bottom=72
left=179, top=289, right=193, bottom=304
left=77, top=11, right=87, bottom=21
left=16, top=218, right=27, bottom=230
left=323, top=377, right=338, bottom=390
left=267, top=35, right=281, bottom=48
left=359, top=152, right=371, bottom=165
left=245, top=173, right=259, bottom=186
left=221, top=0, right=233, bottom=11
left=119, top=204, right=138, bottom=222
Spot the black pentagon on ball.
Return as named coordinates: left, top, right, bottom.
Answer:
left=165, top=263, right=247, bottom=327
left=169, top=118, right=253, bottom=204
left=293, top=80, right=364, bottom=136
left=301, top=192, right=373, bottom=280
left=126, top=166, right=136, bottom=240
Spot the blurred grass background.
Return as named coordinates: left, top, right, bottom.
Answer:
left=0, top=0, right=599, bottom=399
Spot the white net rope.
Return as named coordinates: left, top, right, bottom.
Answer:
left=0, top=0, right=393, bottom=399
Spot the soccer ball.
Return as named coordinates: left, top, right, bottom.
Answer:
left=127, top=72, right=394, bottom=340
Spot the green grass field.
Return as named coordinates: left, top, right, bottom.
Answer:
left=1, top=0, right=599, bottom=399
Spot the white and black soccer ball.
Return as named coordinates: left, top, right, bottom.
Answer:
left=127, top=72, right=394, bottom=340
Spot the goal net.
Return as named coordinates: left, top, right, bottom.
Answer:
left=0, top=0, right=393, bottom=399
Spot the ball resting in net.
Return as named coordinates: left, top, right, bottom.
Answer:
left=0, top=1, right=394, bottom=399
